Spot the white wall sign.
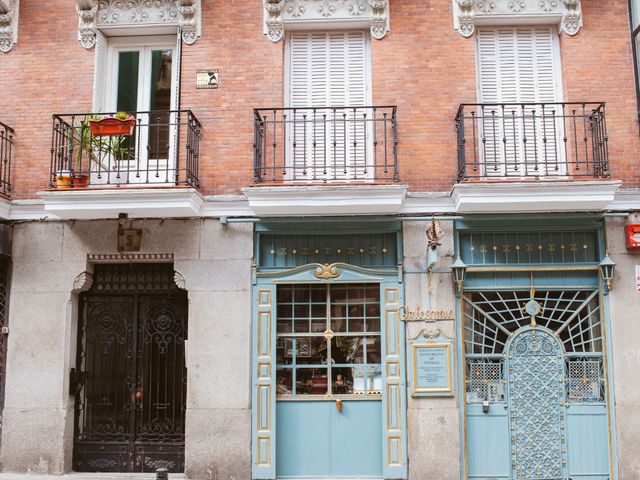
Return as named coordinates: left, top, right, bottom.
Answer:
left=635, top=265, right=640, bottom=293
left=196, top=69, right=219, bottom=89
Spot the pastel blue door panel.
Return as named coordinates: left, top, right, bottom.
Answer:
left=276, top=402, right=331, bottom=478
left=567, top=404, right=610, bottom=479
left=330, top=401, right=382, bottom=477
left=276, top=400, right=382, bottom=478
left=466, top=404, right=510, bottom=480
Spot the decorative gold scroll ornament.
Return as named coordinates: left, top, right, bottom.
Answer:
left=314, top=263, right=340, bottom=279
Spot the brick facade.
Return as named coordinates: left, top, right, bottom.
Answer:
left=0, top=0, right=638, bottom=197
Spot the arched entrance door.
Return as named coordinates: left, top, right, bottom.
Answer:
left=73, top=263, right=188, bottom=473
left=464, top=286, right=611, bottom=480
left=506, top=328, right=566, bottom=480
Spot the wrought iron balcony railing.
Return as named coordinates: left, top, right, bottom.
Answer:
left=456, top=102, right=609, bottom=181
left=50, top=110, right=201, bottom=189
left=0, top=122, right=14, bottom=196
left=253, top=106, right=399, bottom=183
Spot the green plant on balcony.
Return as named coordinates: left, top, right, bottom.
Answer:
left=55, top=116, right=133, bottom=189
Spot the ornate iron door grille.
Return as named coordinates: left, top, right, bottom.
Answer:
left=507, top=329, right=566, bottom=480
left=463, top=286, right=608, bottom=480
left=73, top=264, right=188, bottom=473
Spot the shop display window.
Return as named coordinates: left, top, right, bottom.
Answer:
left=276, top=284, right=382, bottom=397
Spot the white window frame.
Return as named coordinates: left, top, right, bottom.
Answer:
left=474, top=25, right=566, bottom=178
left=90, top=35, right=181, bottom=185
left=283, top=30, right=375, bottom=181
left=105, top=35, right=179, bottom=114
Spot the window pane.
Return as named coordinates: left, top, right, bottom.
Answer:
left=295, top=368, right=328, bottom=395
left=276, top=338, right=294, bottom=365
left=365, top=336, right=381, bottom=363
left=332, top=367, right=353, bottom=394
left=117, top=51, right=139, bottom=112
left=331, top=337, right=364, bottom=364
left=277, top=368, right=293, bottom=395
left=296, top=337, right=327, bottom=364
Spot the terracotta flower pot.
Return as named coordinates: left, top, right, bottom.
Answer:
left=89, top=117, right=136, bottom=136
left=73, top=174, right=90, bottom=188
left=55, top=173, right=74, bottom=189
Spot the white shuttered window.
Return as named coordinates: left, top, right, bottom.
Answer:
left=476, top=26, right=562, bottom=176
left=286, top=31, right=371, bottom=180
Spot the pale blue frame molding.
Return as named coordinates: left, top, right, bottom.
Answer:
left=454, top=215, right=619, bottom=480
left=251, top=261, right=408, bottom=479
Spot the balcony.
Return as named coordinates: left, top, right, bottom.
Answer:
left=49, top=110, right=201, bottom=189
left=453, top=102, right=619, bottom=213
left=253, top=106, right=399, bottom=183
left=0, top=122, right=14, bottom=197
left=456, top=102, right=610, bottom=181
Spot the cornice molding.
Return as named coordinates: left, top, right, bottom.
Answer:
left=453, top=0, right=582, bottom=38
left=264, top=0, right=390, bottom=43
left=77, top=0, right=201, bottom=49
left=0, top=0, right=18, bottom=53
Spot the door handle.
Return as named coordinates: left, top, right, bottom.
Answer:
left=336, top=399, right=343, bottom=412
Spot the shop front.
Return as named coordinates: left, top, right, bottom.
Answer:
left=251, top=223, right=407, bottom=479
left=456, top=218, right=617, bottom=480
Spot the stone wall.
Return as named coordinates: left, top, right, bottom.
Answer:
left=402, top=220, right=460, bottom=480
left=0, top=219, right=254, bottom=479
left=605, top=216, right=640, bottom=480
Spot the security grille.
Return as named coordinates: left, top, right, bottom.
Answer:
left=463, top=288, right=605, bottom=404
left=465, top=358, right=504, bottom=403
left=73, top=264, right=188, bottom=473
left=567, top=357, right=605, bottom=402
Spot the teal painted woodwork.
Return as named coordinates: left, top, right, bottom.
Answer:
left=466, top=405, right=510, bottom=479
left=567, top=404, right=610, bottom=479
left=252, top=255, right=406, bottom=479
left=458, top=230, right=600, bottom=265
left=252, top=285, right=277, bottom=479
left=465, top=270, right=600, bottom=290
left=276, top=400, right=383, bottom=478
left=380, top=280, right=407, bottom=479
left=257, top=232, right=399, bottom=269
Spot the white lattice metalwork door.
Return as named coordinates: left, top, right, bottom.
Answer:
left=507, top=328, right=566, bottom=480
left=463, top=286, right=610, bottom=480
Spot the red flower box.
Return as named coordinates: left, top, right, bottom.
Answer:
left=89, top=116, right=136, bottom=136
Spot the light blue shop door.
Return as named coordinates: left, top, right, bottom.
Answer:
left=273, top=283, right=387, bottom=479
left=276, top=400, right=382, bottom=478
left=463, top=286, right=612, bottom=480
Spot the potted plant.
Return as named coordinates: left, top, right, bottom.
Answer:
left=55, top=118, right=133, bottom=189
left=89, top=112, right=136, bottom=136
left=55, top=119, right=92, bottom=189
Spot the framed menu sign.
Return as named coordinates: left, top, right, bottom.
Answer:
left=409, top=330, right=454, bottom=396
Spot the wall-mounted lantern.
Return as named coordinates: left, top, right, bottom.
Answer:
left=452, top=256, right=467, bottom=293
left=599, top=254, right=616, bottom=294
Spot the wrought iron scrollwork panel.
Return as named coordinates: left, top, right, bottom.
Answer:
left=508, top=330, right=566, bottom=480
left=135, top=295, right=188, bottom=444
left=74, top=264, right=188, bottom=473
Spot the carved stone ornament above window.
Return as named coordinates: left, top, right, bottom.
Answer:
left=76, top=0, right=201, bottom=49
left=264, top=0, right=390, bottom=42
left=0, top=0, right=18, bottom=53
left=453, top=0, right=582, bottom=38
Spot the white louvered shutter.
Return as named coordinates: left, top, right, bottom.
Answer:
left=287, top=31, right=370, bottom=180
left=92, top=31, right=108, bottom=112
left=477, top=26, right=560, bottom=176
